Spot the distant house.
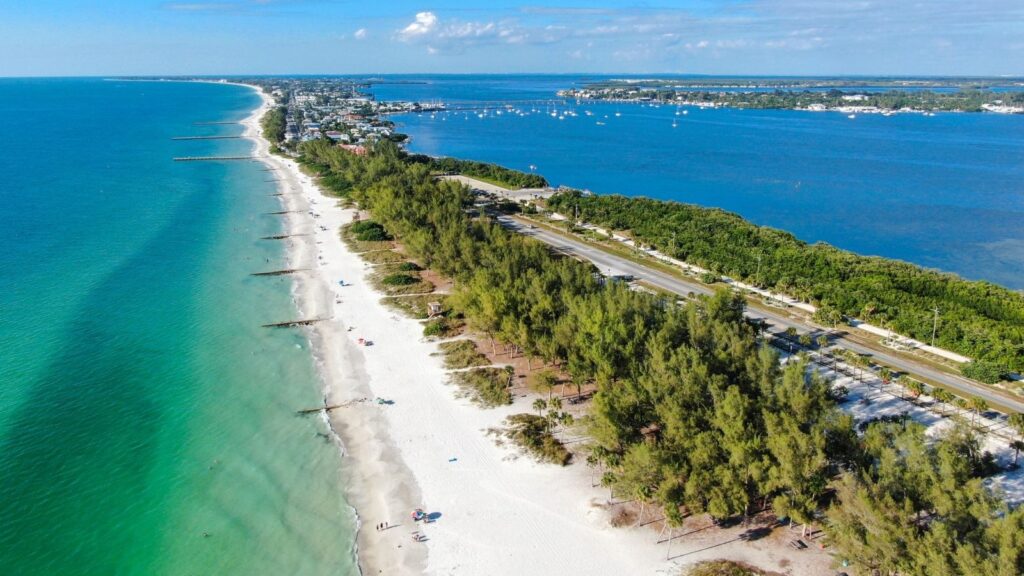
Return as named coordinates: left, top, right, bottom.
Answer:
left=325, top=131, right=344, bottom=141
left=339, top=144, right=367, bottom=156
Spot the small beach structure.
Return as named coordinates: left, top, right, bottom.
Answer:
left=427, top=301, right=443, bottom=318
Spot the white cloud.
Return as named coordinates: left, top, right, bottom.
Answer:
left=399, top=11, right=438, bottom=40
left=354, top=28, right=367, bottom=40
left=396, top=11, right=526, bottom=53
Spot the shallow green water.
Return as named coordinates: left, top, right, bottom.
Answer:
left=0, top=79, right=357, bottom=574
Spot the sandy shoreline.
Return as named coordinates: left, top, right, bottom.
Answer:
left=237, top=83, right=830, bottom=576
left=238, top=86, right=425, bottom=575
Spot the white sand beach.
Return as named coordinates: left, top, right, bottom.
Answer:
left=239, top=85, right=831, bottom=576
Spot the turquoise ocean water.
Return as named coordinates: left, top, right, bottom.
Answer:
left=369, top=75, right=1024, bottom=289
left=0, top=79, right=357, bottom=574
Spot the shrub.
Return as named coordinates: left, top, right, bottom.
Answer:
left=700, top=272, right=720, bottom=284
left=686, top=560, right=768, bottom=576
left=398, top=261, right=422, bottom=272
left=423, top=319, right=446, bottom=337
left=437, top=340, right=489, bottom=369
left=350, top=220, right=392, bottom=241
left=382, top=273, right=418, bottom=286
left=503, top=413, right=571, bottom=465
left=961, top=361, right=1006, bottom=384
left=452, top=368, right=513, bottom=407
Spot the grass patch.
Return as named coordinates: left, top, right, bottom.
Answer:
left=423, top=316, right=463, bottom=338
left=382, top=273, right=419, bottom=286
left=369, top=265, right=435, bottom=295
left=685, top=561, right=771, bottom=576
left=451, top=367, right=513, bottom=407
left=341, top=222, right=394, bottom=253
left=436, top=340, right=489, bottom=369
left=502, top=413, right=571, bottom=465
left=381, top=294, right=447, bottom=320
left=361, top=250, right=406, bottom=265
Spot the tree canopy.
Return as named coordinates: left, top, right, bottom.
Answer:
left=548, top=191, right=1024, bottom=373
left=300, top=139, right=1021, bottom=573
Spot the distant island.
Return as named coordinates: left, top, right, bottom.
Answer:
left=559, top=77, right=1024, bottom=114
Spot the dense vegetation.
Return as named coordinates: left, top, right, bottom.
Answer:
left=547, top=191, right=1024, bottom=373
left=410, top=154, right=548, bottom=189
left=299, top=138, right=1023, bottom=573
left=560, top=87, right=1024, bottom=113
left=260, top=105, right=287, bottom=144
left=828, top=422, right=1024, bottom=575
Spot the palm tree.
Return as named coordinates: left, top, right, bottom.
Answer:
left=933, top=389, right=954, bottom=416
left=1011, top=440, right=1024, bottom=468
left=799, top=333, right=812, bottom=349
left=969, top=397, right=989, bottom=427
left=816, top=334, right=829, bottom=357
left=878, top=366, right=891, bottom=389
left=954, top=397, right=969, bottom=419
left=906, top=380, right=925, bottom=401
left=785, top=327, right=798, bottom=352
left=532, top=398, right=547, bottom=417
left=548, top=396, right=563, bottom=412
left=546, top=396, right=564, bottom=431
left=1009, top=413, right=1024, bottom=440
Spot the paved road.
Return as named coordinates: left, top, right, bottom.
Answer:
left=500, top=216, right=1024, bottom=415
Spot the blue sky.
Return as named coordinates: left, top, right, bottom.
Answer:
left=1, top=0, right=1021, bottom=76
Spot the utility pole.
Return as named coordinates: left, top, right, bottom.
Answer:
left=931, top=307, right=940, bottom=347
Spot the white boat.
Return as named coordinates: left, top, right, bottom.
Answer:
left=596, top=121, right=605, bottom=125
left=614, top=111, right=622, bottom=117
left=847, top=114, right=856, bottom=119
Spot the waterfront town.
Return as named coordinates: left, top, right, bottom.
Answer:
left=245, top=77, right=443, bottom=153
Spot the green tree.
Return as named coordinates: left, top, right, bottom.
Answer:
left=969, top=397, right=989, bottom=427
left=530, top=370, right=557, bottom=401
left=1008, top=412, right=1024, bottom=439
left=932, top=388, right=954, bottom=415
left=1011, top=440, right=1024, bottom=468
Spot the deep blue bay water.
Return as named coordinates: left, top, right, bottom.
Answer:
left=369, top=75, right=1024, bottom=289
left=0, top=79, right=356, bottom=574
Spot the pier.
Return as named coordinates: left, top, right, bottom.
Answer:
left=297, top=398, right=367, bottom=415
left=261, top=318, right=324, bottom=328
left=173, top=156, right=257, bottom=162
left=251, top=268, right=307, bottom=277
left=260, top=233, right=308, bottom=240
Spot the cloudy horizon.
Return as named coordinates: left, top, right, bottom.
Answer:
left=2, top=1, right=1022, bottom=76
